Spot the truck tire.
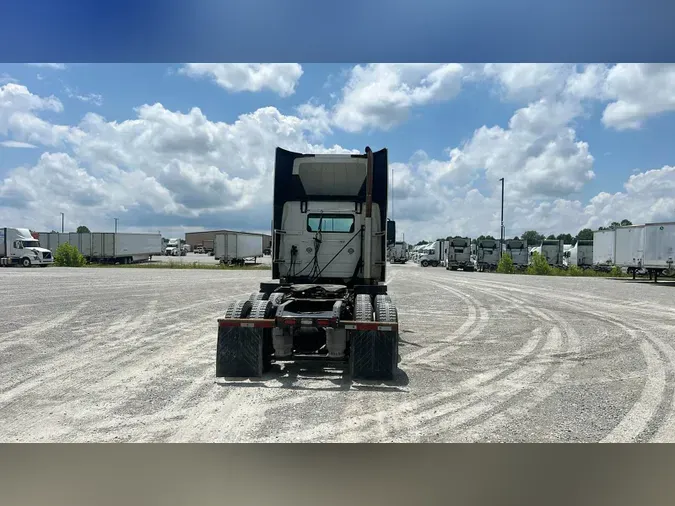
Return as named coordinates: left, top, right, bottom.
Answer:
left=351, top=300, right=398, bottom=381
left=354, top=294, right=373, bottom=321
left=21, top=257, right=31, bottom=267
left=431, top=261, right=439, bottom=267
left=249, top=299, right=276, bottom=372
left=421, top=260, right=429, bottom=267
left=216, top=299, right=260, bottom=377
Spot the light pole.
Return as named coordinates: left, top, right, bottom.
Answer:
left=60, top=212, right=64, bottom=233
left=114, top=218, right=118, bottom=233
left=499, top=178, right=505, bottom=258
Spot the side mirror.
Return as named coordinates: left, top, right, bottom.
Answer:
left=386, top=220, right=396, bottom=246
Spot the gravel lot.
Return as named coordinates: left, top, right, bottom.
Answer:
left=2, top=263, right=675, bottom=442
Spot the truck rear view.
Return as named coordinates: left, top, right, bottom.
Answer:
left=216, top=147, right=400, bottom=380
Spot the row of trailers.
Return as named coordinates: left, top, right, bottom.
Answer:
left=593, top=222, right=675, bottom=282
left=37, top=232, right=163, bottom=264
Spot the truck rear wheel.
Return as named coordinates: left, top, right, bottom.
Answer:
left=351, top=299, right=398, bottom=381
left=431, top=261, right=438, bottom=267
left=216, top=299, right=261, bottom=377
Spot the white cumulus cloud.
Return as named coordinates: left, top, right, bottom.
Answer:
left=179, top=63, right=304, bottom=97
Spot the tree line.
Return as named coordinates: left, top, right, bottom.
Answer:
left=413, top=219, right=633, bottom=247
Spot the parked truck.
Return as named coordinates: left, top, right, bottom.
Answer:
left=1, top=227, right=54, bottom=267
left=388, top=241, right=408, bottom=264
left=216, top=146, right=400, bottom=380
left=418, top=239, right=444, bottom=267
left=564, top=239, right=594, bottom=269
left=446, top=237, right=474, bottom=271
left=505, top=239, right=528, bottom=269
left=214, top=232, right=263, bottom=266
left=535, top=239, right=565, bottom=267
left=476, top=239, right=500, bottom=272
left=164, top=237, right=186, bottom=256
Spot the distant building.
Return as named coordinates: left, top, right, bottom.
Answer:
left=185, top=229, right=272, bottom=251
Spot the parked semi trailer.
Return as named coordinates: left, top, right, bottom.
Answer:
left=505, top=239, right=528, bottom=269
left=592, top=229, right=616, bottom=270
left=418, top=239, right=444, bottom=267
left=1, top=228, right=53, bottom=267
left=38, top=232, right=161, bottom=264
left=216, top=146, right=400, bottom=380
left=476, top=239, right=500, bottom=272
left=446, top=237, right=473, bottom=271
left=643, top=222, right=675, bottom=282
left=614, top=225, right=645, bottom=275
left=388, top=241, right=408, bottom=264
left=214, top=232, right=263, bottom=266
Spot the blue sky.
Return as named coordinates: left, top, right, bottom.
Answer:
left=1, top=63, right=674, bottom=242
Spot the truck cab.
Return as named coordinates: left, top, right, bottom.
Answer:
left=216, top=147, right=400, bottom=380
left=1, top=228, right=54, bottom=267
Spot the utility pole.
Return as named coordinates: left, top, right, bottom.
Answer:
left=60, top=212, right=64, bottom=233
left=114, top=218, right=118, bottom=233
left=499, top=178, right=505, bottom=259
left=391, top=166, right=395, bottom=240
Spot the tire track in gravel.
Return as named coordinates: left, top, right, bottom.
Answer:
left=454, top=275, right=675, bottom=442
left=0, top=289, right=252, bottom=416
left=255, top=315, right=549, bottom=442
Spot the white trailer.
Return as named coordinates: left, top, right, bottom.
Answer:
left=38, top=232, right=162, bottom=264
left=505, top=239, right=528, bottom=269
left=214, top=232, right=263, bottom=265
left=476, top=239, right=500, bottom=272
left=642, top=222, right=675, bottom=282
left=614, top=225, right=645, bottom=274
left=592, top=229, right=616, bottom=269
left=1, top=228, right=54, bottom=267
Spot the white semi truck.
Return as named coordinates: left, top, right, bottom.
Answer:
left=1, top=228, right=54, bottom=267
left=534, top=239, right=565, bottom=267
left=216, top=146, right=400, bottom=380
left=214, top=232, right=263, bottom=266
left=388, top=241, right=409, bottom=264
left=164, top=237, right=186, bottom=256
left=505, top=239, right=528, bottom=269
left=476, top=239, right=500, bottom=272
left=564, top=239, right=594, bottom=269
left=445, top=237, right=473, bottom=271
left=418, top=239, right=444, bottom=267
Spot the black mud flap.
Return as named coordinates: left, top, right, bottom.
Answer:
left=216, top=325, right=263, bottom=378
left=349, top=329, right=398, bottom=381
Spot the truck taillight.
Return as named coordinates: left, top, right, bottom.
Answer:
left=285, top=319, right=296, bottom=325
left=317, top=319, right=330, bottom=326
